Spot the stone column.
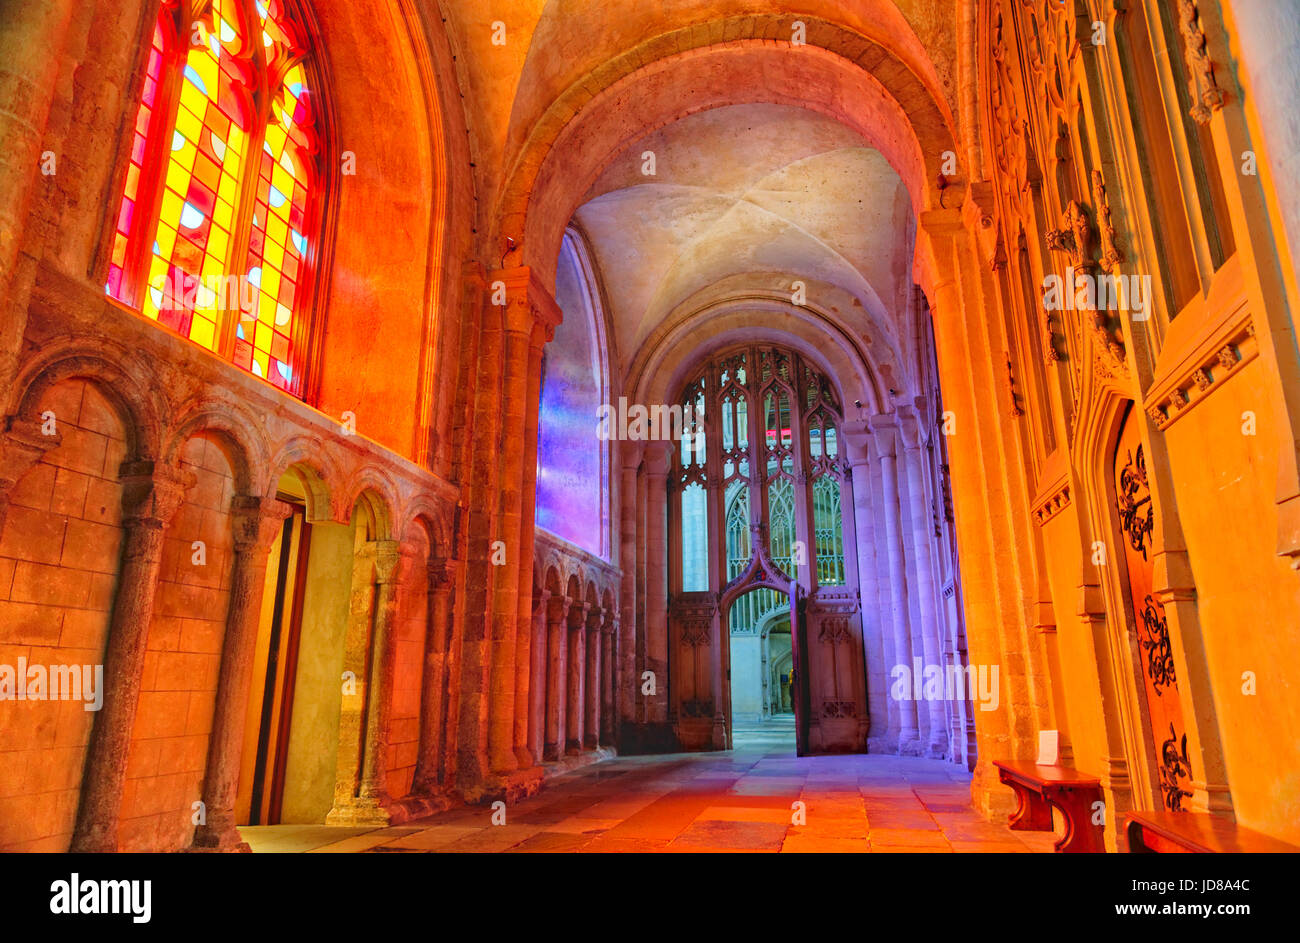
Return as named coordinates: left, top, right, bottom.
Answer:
left=601, top=613, right=618, bottom=747
left=870, top=416, right=921, bottom=755
left=567, top=601, right=588, bottom=754
left=584, top=607, right=602, bottom=749
left=900, top=406, right=950, bottom=758
left=70, top=460, right=193, bottom=852
left=618, top=446, right=643, bottom=729
left=528, top=591, right=548, bottom=762
left=358, top=540, right=402, bottom=805
left=512, top=315, right=554, bottom=769
left=412, top=557, right=457, bottom=795
left=842, top=421, right=891, bottom=751
left=487, top=266, right=560, bottom=776
left=191, top=495, right=292, bottom=851
left=642, top=441, right=673, bottom=724
left=543, top=593, right=570, bottom=761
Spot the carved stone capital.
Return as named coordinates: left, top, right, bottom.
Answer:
left=230, top=495, right=293, bottom=554
left=119, top=460, right=195, bottom=529
left=490, top=265, right=563, bottom=345
left=372, top=539, right=402, bottom=585
left=428, top=556, right=457, bottom=589
left=867, top=414, right=901, bottom=460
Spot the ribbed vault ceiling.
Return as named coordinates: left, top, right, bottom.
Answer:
left=571, top=103, right=916, bottom=378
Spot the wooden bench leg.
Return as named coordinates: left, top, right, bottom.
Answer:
left=1046, top=788, right=1105, bottom=853
left=1001, top=774, right=1053, bottom=831
left=1126, top=819, right=1154, bottom=853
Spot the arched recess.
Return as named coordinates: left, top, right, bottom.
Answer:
left=498, top=32, right=958, bottom=295
left=669, top=341, right=867, bottom=755
left=535, top=227, right=612, bottom=558
left=0, top=374, right=139, bottom=851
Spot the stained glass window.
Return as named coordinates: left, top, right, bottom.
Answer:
left=674, top=345, right=848, bottom=599
left=106, top=0, right=321, bottom=398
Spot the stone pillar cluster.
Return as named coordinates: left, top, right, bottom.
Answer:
left=532, top=589, right=618, bottom=764
left=841, top=410, right=967, bottom=765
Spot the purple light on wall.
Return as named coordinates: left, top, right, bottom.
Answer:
left=535, top=237, right=606, bottom=557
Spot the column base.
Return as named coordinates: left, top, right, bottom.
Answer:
left=189, top=817, right=251, bottom=853
left=325, top=796, right=393, bottom=827
left=384, top=791, right=458, bottom=823
left=898, top=734, right=924, bottom=756
left=541, top=746, right=616, bottom=780
left=461, top=765, right=546, bottom=804
left=925, top=735, right=950, bottom=759
left=867, top=735, right=895, bottom=754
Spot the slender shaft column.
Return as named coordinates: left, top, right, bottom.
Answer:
left=642, top=442, right=673, bottom=724
left=71, top=460, right=193, bottom=852
left=412, top=558, right=457, bottom=794
left=900, top=407, right=950, bottom=758
left=870, top=417, right=921, bottom=755
left=191, top=496, right=292, bottom=850
left=512, top=323, right=550, bottom=768
left=487, top=315, right=528, bottom=773
left=487, top=267, right=560, bottom=775
left=567, top=602, right=587, bottom=754
left=358, top=540, right=402, bottom=802
left=842, top=421, right=892, bottom=752
left=618, top=446, right=643, bottom=730
left=584, top=608, right=602, bottom=749
left=601, top=616, right=618, bottom=747
left=543, top=594, right=570, bottom=760
left=528, top=591, right=548, bottom=762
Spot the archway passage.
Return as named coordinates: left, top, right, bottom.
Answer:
left=727, top=588, right=796, bottom=752
left=668, top=343, right=870, bottom=755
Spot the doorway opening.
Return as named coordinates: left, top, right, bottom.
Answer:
left=727, top=587, right=796, bottom=751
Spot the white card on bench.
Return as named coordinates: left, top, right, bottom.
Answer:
left=1036, top=730, right=1059, bottom=766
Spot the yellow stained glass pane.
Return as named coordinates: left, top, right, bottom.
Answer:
left=259, top=291, right=276, bottom=324
left=214, top=197, right=234, bottom=229
left=261, top=266, right=281, bottom=298
left=208, top=226, right=229, bottom=262
left=156, top=223, right=177, bottom=259
left=266, top=213, right=287, bottom=248
left=175, top=105, right=202, bottom=144
left=159, top=190, right=183, bottom=229
left=190, top=316, right=217, bottom=350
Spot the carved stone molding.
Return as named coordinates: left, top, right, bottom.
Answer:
left=1033, top=484, right=1071, bottom=526
left=1176, top=0, right=1227, bottom=124
left=1004, top=351, right=1025, bottom=418
left=1145, top=314, right=1257, bottom=432
left=1091, top=170, right=1124, bottom=274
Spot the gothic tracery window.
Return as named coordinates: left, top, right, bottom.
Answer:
left=673, top=345, right=848, bottom=617
left=106, top=0, right=323, bottom=397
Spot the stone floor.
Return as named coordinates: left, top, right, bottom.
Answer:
left=240, top=719, right=1057, bottom=853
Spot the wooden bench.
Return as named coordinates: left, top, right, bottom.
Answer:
left=1126, top=810, right=1300, bottom=853
left=994, top=760, right=1105, bottom=853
